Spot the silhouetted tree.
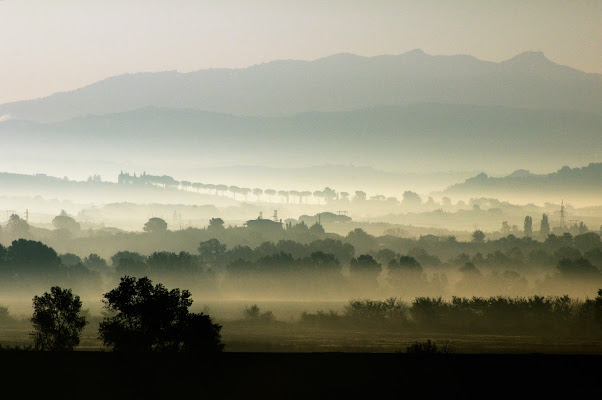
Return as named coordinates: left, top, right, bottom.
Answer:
left=216, top=184, right=229, bottom=196
left=300, top=191, right=312, bottom=204
left=523, top=216, right=533, bottom=237
left=208, top=217, right=225, bottom=232
left=59, top=253, right=82, bottom=267
left=83, top=254, right=109, bottom=274
left=346, top=228, right=377, bottom=254
left=309, top=223, right=325, bottom=234
left=205, top=183, right=216, bottom=194
left=349, top=254, right=382, bottom=288
left=264, top=189, right=276, bottom=203
left=180, top=180, right=192, bottom=191
left=31, top=286, right=87, bottom=351
left=98, top=276, right=222, bottom=352
left=279, top=190, right=290, bottom=204
left=198, top=239, right=227, bottom=269
left=143, top=217, right=168, bottom=233
left=240, top=188, right=252, bottom=201
left=472, top=230, right=486, bottom=243
left=111, top=251, right=147, bottom=276
left=402, top=191, right=422, bottom=208
left=8, top=239, right=62, bottom=277
left=501, top=221, right=511, bottom=235
left=322, top=187, right=337, bottom=202
left=540, top=214, right=550, bottom=239
left=354, top=191, right=367, bottom=202
left=52, top=210, right=81, bottom=233
left=557, top=258, right=600, bottom=278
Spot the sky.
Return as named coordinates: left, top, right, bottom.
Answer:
left=0, top=0, right=600, bottom=105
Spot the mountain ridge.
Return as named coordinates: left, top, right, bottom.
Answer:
left=1, top=50, right=600, bottom=123
left=440, top=163, right=602, bottom=204
left=1, top=103, right=600, bottom=176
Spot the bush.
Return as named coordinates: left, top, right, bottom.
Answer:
left=406, top=339, right=439, bottom=354
left=406, top=339, right=455, bottom=354
left=243, top=304, right=275, bottom=322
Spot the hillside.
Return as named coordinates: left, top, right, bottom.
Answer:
left=1, top=104, right=600, bottom=175
left=1, top=50, right=600, bottom=123
left=441, top=163, right=602, bottom=205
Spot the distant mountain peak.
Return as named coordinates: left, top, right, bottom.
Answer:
left=504, top=51, right=553, bottom=66
left=405, top=48, right=427, bottom=56
left=507, top=169, right=534, bottom=178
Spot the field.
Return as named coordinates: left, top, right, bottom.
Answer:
left=2, top=299, right=601, bottom=354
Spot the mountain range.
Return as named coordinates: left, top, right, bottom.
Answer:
left=0, top=50, right=600, bottom=189
left=1, top=50, right=600, bottom=123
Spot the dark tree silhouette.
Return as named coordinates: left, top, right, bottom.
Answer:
left=349, top=254, right=382, bottom=287
left=208, top=217, right=225, bottom=231
left=59, top=253, right=82, bottom=267
left=557, top=258, right=600, bottom=277
left=143, top=217, right=168, bottom=233
left=309, top=222, right=325, bottom=234
left=98, top=276, right=223, bottom=352
left=322, top=187, right=337, bottom=202
left=83, top=253, right=109, bottom=274
left=524, top=216, right=533, bottom=237
left=8, top=239, right=62, bottom=277
left=31, top=286, right=87, bottom=351
left=111, top=251, right=147, bottom=276
left=198, top=238, right=227, bottom=269
left=472, top=230, right=486, bottom=243
left=540, top=214, right=550, bottom=239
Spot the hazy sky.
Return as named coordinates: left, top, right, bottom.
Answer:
left=1, top=0, right=600, bottom=104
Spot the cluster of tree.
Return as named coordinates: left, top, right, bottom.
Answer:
left=0, top=239, right=99, bottom=288
left=499, top=213, right=591, bottom=240
left=2, top=226, right=601, bottom=298
left=117, top=171, right=440, bottom=208
left=300, top=291, right=602, bottom=337
left=1, top=211, right=81, bottom=242
left=29, top=277, right=223, bottom=352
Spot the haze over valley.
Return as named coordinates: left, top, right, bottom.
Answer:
left=1, top=1, right=601, bottom=371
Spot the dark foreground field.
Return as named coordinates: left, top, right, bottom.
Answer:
left=1, top=352, right=599, bottom=399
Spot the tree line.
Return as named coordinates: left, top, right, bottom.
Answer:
left=16, top=282, right=602, bottom=352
